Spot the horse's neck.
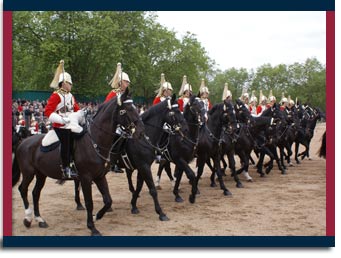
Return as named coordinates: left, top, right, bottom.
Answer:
left=184, top=113, right=200, bottom=141
left=253, top=116, right=271, bottom=131
left=143, top=115, right=164, bottom=145
left=90, top=108, right=115, bottom=151
left=207, top=112, right=222, bottom=137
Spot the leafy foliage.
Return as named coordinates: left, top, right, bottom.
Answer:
left=12, top=11, right=326, bottom=111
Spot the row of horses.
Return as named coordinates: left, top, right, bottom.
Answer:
left=12, top=88, right=325, bottom=236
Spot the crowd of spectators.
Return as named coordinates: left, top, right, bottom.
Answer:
left=12, top=98, right=150, bottom=135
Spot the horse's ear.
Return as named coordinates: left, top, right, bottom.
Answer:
left=171, top=93, right=176, bottom=104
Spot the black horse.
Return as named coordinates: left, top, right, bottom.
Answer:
left=12, top=89, right=144, bottom=236
left=120, top=95, right=195, bottom=218
left=195, top=100, right=237, bottom=196
left=161, top=96, right=206, bottom=202
left=318, top=130, right=326, bottom=159
left=295, top=106, right=325, bottom=162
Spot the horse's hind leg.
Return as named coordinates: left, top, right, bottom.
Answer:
left=74, top=180, right=85, bottom=210
left=18, top=173, right=35, bottom=228
left=32, top=173, right=49, bottom=228
left=139, top=165, right=169, bottom=221
left=93, top=176, right=112, bottom=221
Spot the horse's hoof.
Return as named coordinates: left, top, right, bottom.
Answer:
left=76, top=205, right=86, bottom=211
left=236, top=182, right=244, bottom=188
left=224, top=190, right=232, bottom=196
left=131, top=208, right=140, bottom=214
left=288, top=163, right=294, bottom=167
left=281, top=170, right=287, bottom=175
left=91, top=231, right=102, bottom=236
left=265, top=167, right=271, bottom=174
left=23, top=219, right=32, bottom=228
left=159, top=215, right=170, bottom=221
left=107, top=207, right=113, bottom=212
left=260, top=173, right=265, bottom=177
left=156, top=185, right=162, bottom=190
left=296, top=160, right=301, bottom=164
left=189, top=194, right=196, bottom=204
left=210, top=183, right=217, bottom=187
left=38, top=221, right=49, bottom=228
left=175, top=196, right=184, bottom=203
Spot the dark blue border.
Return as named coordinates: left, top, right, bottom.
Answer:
left=3, top=236, right=335, bottom=247
left=3, top=0, right=335, bottom=11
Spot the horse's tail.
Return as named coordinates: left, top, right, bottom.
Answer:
left=318, top=131, right=326, bottom=159
left=12, top=151, right=21, bottom=187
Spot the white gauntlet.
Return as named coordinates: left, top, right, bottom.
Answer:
left=49, top=112, right=66, bottom=124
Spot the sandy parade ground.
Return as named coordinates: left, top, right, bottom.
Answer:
left=12, top=122, right=327, bottom=236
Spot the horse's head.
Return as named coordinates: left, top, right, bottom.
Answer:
left=163, top=94, right=188, bottom=134
left=184, top=96, right=206, bottom=127
left=222, top=99, right=237, bottom=127
left=116, top=88, right=145, bottom=139
left=271, top=103, right=286, bottom=124
left=234, top=99, right=251, bottom=123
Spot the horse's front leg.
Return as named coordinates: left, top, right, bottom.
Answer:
left=81, top=178, right=101, bottom=236
left=173, top=166, right=184, bottom=202
left=177, top=159, right=197, bottom=204
left=138, top=165, right=169, bottom=221
left=125, top=169, right=135, bottom=193
left=93, top=175, right=112, bottom=221
left=130, top=171, right=144, bottom=214
left=213, top=155, right=232, bottom=196
left=74, top=180, right=85, bottom=210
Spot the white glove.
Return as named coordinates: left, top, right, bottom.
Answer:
left=62, top=117, right=70, bottom=124
left=49, top=112, right=66, bottom=124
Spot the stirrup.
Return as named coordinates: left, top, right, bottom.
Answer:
left=62, top=167, right=78, bottom=180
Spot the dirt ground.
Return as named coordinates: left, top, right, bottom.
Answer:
left=12, top=122, right=326, bottom=236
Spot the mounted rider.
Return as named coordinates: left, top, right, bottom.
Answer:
left=267, top=89, right=277, bottom=108
left=240, top=87, right=250, bottom=111
left=178, top=75, right=192, bottom=113
left=256, top=90, right=268, bottom=115
left=222, top=83, right=233, bottom=102
left=280, top=92, right=289, bottom=111
left=249, top=90, right=258, bottom=117
left=104, top=62, right=130, bottom=103
left=199, top=78, right=212, bottom=112
left=105, top=62, right=131, bottom=173
left=153, top=73, right=173, bottom=105
left=45, top=60, right=83, bottom=179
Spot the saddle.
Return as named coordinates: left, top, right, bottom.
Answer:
left=40, top=127, right=87, bottom=152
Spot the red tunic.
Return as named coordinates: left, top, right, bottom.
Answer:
left=256, top=105, right=262, bottom=115
left=280, top=106, right=286, bottom=111
left=45, top=92, right=80, bottom=128
left=153, top=96, right=162, bottom=106
left=207, top=99, right=212, bottom=110
left=178, top=98, right=185, bottom=112
left=104, top=90, right=117, bottom=103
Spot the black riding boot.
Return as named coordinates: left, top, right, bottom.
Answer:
left=55, top=128, right=78, bottom=179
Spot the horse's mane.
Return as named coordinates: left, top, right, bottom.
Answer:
left=93, top=97, right=118, bottom=120
left=141, top=100, right=167, bottom=121
left=208, top=103, right=222, bottom=116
